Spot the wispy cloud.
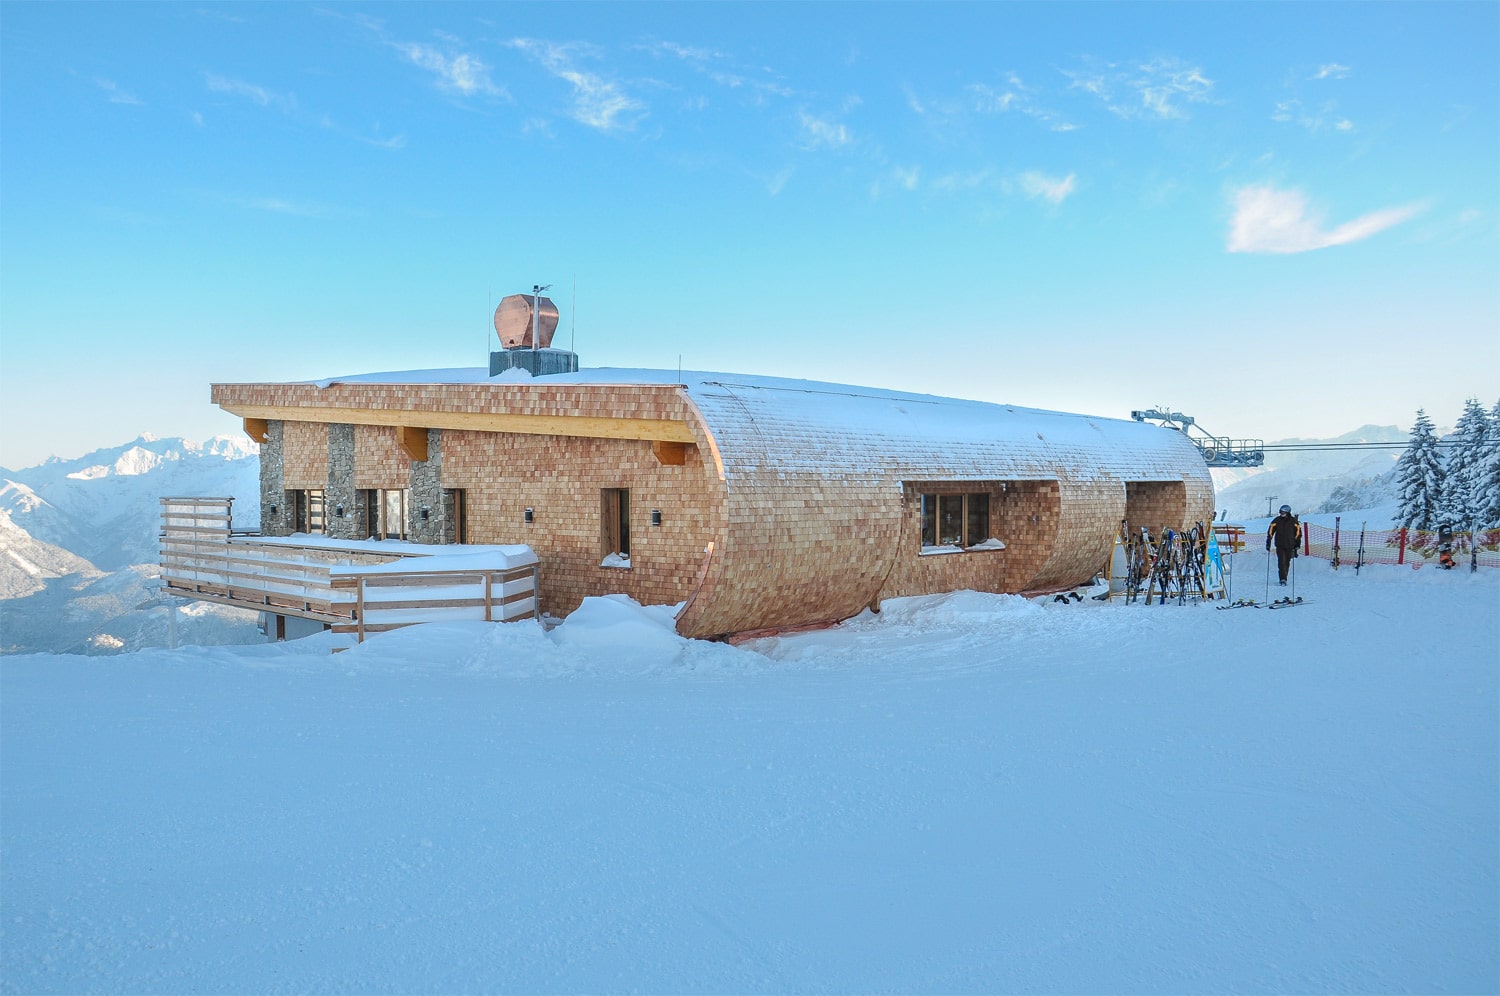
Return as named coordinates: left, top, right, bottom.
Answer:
left=1020, top=171, right=1077, bottom=205
left=95, top=78, right=141, bottom=105
left=931, top=168, right=1001, bottom=193
left=869, top=165, right=921, bottom=199
left=1272, top=97, right=1355, bottom=134
left=1312, top=63, right=1351, bottom=80
left=205, top=73, right=296, bottom=113
left=508, top=39, right=647, bottom=132
left=642, top=40, right=725, bottom=65
left=798, top=111, right=853, bottom=149
left=394, top=43, right=505, bottom=98
left=1065, top=57, right=1215, bottom=120
left=358, top=132, right=408, bottom=151
left=1226, top=184, right=1424, bottom=253
left=763, top=166, right=794, bottom=196
left=967, top=74, right=1077, bottom=132
left=644, top=38, right=794, bottom=102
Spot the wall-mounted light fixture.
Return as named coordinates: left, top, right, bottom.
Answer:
left=651, top=509, right=662, bottom=527
left=335, top=504, right=344, bottom=518
left=269, top=504, right=278, bottom=516
left=524, top=507, right=534, bottom=524
left=421, top=506, right=430, bottom=521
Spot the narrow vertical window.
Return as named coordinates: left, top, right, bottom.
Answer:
left=920, top=494, right=937, bottom=547
left=601, top=488, right=631, bottom=565
left=967, top=493, right=990, bottom=546
left=360, top=489, right=378, bottom=539
left=381, top=489, right=405, bottom=540
left=448, top=488, right=467, bottom=544
left=938, top=495, right=965, bottom=546
left=297, top=489, right=326, bottom=534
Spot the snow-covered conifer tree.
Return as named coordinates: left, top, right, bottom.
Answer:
left=1443, top=398, right=1490, bottom=529
left=1476, top=398, right=1500, bottom=528
left=1393, top=409, right=1446, bottom=530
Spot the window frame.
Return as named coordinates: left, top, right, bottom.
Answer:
left=360, top=487, right=411, bottom=540
left=600, top=487, right=631, bottom=567
left=918, top=490, right=992, bottom=551
left=294, top=489, right=326, bottom=535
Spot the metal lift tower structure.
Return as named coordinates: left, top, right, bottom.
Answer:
left=1130, top=409, right=1265, bottom=468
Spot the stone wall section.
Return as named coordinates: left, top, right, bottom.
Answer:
left=408, top=429, right=451, bottom=545
left=258, top=420, right=292, bottom=536
left=325, top=424, right=358, bottom=540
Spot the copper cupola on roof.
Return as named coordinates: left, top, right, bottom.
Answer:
left=487, top=287, right=579, bottom=378
left=494, top=293, right=559, bottom=350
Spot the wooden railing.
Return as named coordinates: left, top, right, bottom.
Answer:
left=330, top=564, right=538, bottom=641
left=160, top=496, right=539, bottom=642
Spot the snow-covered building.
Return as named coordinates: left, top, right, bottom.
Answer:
left=200, top=326, right=1212, bottom=638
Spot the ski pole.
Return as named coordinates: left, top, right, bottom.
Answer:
left=1291, top=550, right=1297, bottom=600
left=1264, top=538, right=1271, bottom=601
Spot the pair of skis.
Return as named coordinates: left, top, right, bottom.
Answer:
left=1215, top=595, right=1309, bottom=610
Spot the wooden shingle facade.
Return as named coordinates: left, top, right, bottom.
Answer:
left=214, top=369, right=1214, bottom=639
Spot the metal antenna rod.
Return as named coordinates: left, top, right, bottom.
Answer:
left=532, top=283, right=551, bottom=353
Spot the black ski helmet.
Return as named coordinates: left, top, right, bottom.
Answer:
left=1279, top=504, right=1291, bottom=514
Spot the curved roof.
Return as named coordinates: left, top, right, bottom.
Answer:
left=307, top=365, right=1208, bottom=485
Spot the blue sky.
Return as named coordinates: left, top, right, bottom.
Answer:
left=2, top=2, right=1496, bottom=468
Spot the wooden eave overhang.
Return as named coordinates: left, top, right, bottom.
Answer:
left=220, top=401, right=699, bottom=444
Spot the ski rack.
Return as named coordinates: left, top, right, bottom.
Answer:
left=1104, top=521, right=1228, bottom=605
left=1130, top=409, right=1264, bottom=467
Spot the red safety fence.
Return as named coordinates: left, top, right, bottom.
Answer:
left=1299, top=521, right=1500, bottom=569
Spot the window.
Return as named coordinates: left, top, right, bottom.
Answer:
left=360, top=488, right=410, bottom=540
left=920, top=492, right=990, bottom=548
left=294, top=489, right=325, bottom=534
left=601, top=488, right=631, bottom=566
left=448, top=488, right=467, bottom=544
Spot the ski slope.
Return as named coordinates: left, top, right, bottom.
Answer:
left=2, top=556, right=1496, bottom=993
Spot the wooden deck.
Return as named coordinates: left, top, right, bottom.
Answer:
left=160, top=497, right=539, bottom=642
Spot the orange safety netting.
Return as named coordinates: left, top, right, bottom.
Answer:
left=1299, top=521, right=1500, bottom=569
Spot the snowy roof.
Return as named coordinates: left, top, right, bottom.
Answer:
left=302, top=365, right=1208, bottom=485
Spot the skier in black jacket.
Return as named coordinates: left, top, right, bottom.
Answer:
left=1266, top=505, right=1302, bottom=585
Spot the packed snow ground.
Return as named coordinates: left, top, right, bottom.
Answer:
left=3, top=552, right=1496, bottom=994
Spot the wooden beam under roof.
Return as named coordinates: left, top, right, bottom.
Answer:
left=396, top=425, right=428, bottom=462
left=218, top=403, right=699, bottom=444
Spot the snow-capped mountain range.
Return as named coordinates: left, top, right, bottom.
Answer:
left=0, top=426, right=1405, bottom=655
left=1, top=435, right=260, bottom=653
left=1210, top=423, right=1405, bottom=522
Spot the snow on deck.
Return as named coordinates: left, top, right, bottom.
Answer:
left=247, top=533, right=538, bottom=573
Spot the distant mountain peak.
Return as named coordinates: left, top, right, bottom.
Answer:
left=0, top=479, right=53, bottom=512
